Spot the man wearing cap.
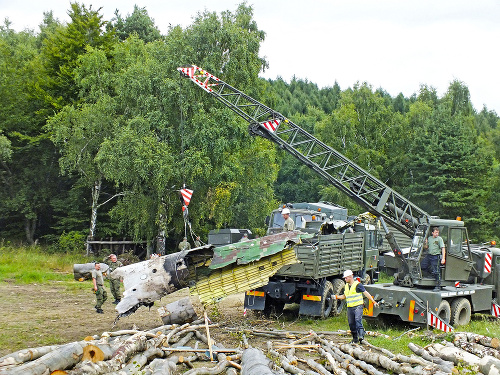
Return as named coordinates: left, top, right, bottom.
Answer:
left=194, top=236, right=202, bottom=248
left=282, top=208, right=295, bottom=232
left=179, top=236, right=191, bottom=251
left=91, top=262, right=107, bottom=314
left=334, top=270, right=379, bottom=344
left=106, top=254, right=123, bottom=304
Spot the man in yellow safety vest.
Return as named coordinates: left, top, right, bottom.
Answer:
left=334, top=269, right=379, bottom=344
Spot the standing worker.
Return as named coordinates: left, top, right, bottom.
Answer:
left=106, top=254, right=123, bottom=304
left=282, top=208, right=295, bottom=231
left=334, top=270, right=379, bottom=344
left=422, top=227, right=446, bottom=291
left=194, top=236, right=202, bottom=248
left=179, top=236, right=191, bottom=251
left=92, top=262, right=107, bottom=314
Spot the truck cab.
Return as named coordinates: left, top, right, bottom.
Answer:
left=265, top=202, right=348, bottom=235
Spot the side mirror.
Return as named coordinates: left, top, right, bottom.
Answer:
left=265, top=216, right=270, bottom=226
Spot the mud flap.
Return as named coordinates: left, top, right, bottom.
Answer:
left=244, top=290, right=266, bottom=311
left=299, top=294, right=322, bottom=317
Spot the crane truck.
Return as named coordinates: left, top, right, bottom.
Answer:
left=178, top=65, right=499, bottom=326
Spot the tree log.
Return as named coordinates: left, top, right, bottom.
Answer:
left=340, top=344, right=412, bottom=374
left=427, top=343, right=481, bottom=366
left=0, top=344, right=61, bottom=367
left=3, top=341, right=87, bottom=375
left=407, top=342, right=454, bottom=372
left=454, top=332, right=500, bottom=349
left=315, top=347, right=348, bottom=375
left=158, top=297, right=199, bottom=325
left=119, top=347, right=164, bottom=374
left=479, top=355, right=500, bottom=375
left=145, top=356, right=179, bottom=375
left=454, top=339, right=500, bottom=360
left=73, top=263, right=109, bottom=281
left=68, top=332, right=148, bottom=375
left=306, top=358, right=332, bottom=375
left=241, top=348, right=275, bottom=375
left=182, top=360, right=237, bottom=375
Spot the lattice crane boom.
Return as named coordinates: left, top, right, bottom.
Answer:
left=178, top=65, right=430, bottom=238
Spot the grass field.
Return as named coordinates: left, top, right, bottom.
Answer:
left=0, top=245, right=499, bottom=357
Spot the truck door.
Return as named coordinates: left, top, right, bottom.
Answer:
left=444, top=227, right=474, bottom=281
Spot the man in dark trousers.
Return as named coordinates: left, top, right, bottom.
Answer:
left=106, top=254, right=123, bottom=304
left=91, top=262, right=107, bottom=314
left=422, top=227, right=446, bottom=291
left=334, top=270, right=378, bottom=344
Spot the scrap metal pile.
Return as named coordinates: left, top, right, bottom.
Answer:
left=1, top=320, right=500, bottom=375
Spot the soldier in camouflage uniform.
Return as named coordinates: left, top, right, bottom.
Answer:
left=92, top=262, right=107, bottom=313
left=194, top=236, right=202, bottom=248
left=179, top=237, right=191, bottom=251
left=106, top=254, right=123, bottom=304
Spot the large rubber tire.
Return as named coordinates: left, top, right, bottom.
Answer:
left=436, top=300, right=451, bottom=323
left=331, top=278, right=346, bottom=316
left=450, top=297, right=472, bottom=326
left=320, top=281, right=335, bottom=319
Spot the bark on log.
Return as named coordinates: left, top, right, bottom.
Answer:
left=454, top=339, right=500, bottom=360
left=315, top=347, right=347, bottom=375
left=241, top=348, right=275, bottom=375
left=310, top=333, right=381, bottom=375
left=455, top=332, right=500, bottom=349
left=0, top=344, right=60, bottom=367
left=479, top=355, right=500, bottom=375
left=407, top=342, right=454, bottom=372
left=158, top=297, right=199, bottom=325
left=182, top=360, right=236, bottom=375
left=119, top=347, right=164, bottom=375
left=68, top=332, right=148, bottom=375
left=340, top=344, right=412, bottom=374
left=306, top=358, right=332, bottom=375
left=427, top=343, right=481, bottom=365
left=145, top=356, right=179, bottom=375
left=2, top=341, right=87, bottom=375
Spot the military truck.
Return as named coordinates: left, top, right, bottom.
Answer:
left=246, top=215, right=381, bottom=318
left=178, top=65, right=499, bottom=326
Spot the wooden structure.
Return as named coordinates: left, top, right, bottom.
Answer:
left=86, top=238, right=148, bottom=258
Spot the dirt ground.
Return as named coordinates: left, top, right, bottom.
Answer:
left=0, top=281, right=309, bottom=357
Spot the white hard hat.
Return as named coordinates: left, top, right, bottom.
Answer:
left=282, top=208, right=290, bottom=215
left=343, top=270, right=353, bottom=278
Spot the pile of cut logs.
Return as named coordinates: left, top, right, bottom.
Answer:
left=1, top=322, right=499, bottom=375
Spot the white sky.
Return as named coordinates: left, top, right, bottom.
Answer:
left=2, top=0, right=499, bottom=114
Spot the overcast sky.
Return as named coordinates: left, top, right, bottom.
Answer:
left=2, top=0, right=499, bottom=113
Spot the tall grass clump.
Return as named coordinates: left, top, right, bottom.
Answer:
left=0, top=242, right=88, bottom=284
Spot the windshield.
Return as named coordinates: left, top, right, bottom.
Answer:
left=270, top=212, right=318, bottom=229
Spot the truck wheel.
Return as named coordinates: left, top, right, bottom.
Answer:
left=436, top=300, right=451, bottom=323
left=331, top=279, right=346, bottom=316
left=320, top=281, right=335, bottom=319
left=450, top=298, right=471, bottom=326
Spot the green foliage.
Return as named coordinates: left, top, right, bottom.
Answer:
left=0, top=245, right=87, bottom=283
left=56, top=231, right=86, bottom=253
left=108, top=5, right=162, bottom=43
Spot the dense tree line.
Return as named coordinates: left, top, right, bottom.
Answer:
left=1, top=2, right=499, bottom=251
